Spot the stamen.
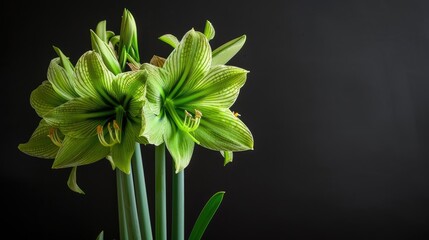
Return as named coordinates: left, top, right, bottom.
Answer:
left=233, top=111, right=241, bottom=118
left=182, top=109, right=202, bottom=132
left=96, top=121, right=121, bottom=147
left=48, top=128, right=63, bottom=147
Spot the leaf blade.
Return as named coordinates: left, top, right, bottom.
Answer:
left=188, top=191, right=225, bottom=240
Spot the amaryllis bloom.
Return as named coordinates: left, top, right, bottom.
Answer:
left=20, top=51, right=147, bottom=174
left=142, top=28, right=254, bottom=172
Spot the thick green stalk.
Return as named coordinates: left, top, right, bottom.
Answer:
left=116, top=170, right=128, bottom=240
left=155, top=144, right=167, bottom=240
left=132, top=143, right=153, bottom=240
left=172, top=170, right=185, bottom=240
left=119, top=168, right=142, bottom=240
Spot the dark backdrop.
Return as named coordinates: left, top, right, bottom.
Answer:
left=3, top=0, right=429, bottom=239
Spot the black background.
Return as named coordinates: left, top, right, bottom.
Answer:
left=3, top=0, right=429, bottom=239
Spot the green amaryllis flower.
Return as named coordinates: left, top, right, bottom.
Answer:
left=142, top=29, right=253, bottom=173
left=20, top=50, right=147, bottom=174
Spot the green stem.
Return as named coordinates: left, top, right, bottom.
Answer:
left=172, top=169, right=185, bottom=240
left=119, top=168, right=142, bottom=240
left=155, top=143, right=167, bottom=240
left=132, top=143, right=153, bottom=240
left=116, top=170, right=129, bottom=240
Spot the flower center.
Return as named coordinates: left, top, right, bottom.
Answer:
left=164, top=98, right=202, bottom=143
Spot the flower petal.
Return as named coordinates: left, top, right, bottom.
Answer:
left=111, top=121, right=136, bottom=174
left=113, top=70, right=146, bottom=117
left=74, top=51, right=114, bottom=101
left=163, top=29, right=212, bottom=97
left=141, top=104, right=170, bottom=146
left=44, top=97, right=111, bottom=138
left=18, top=120, right=60, bottom=159
left=52, top=135, right=109, bottom=168
left=141, top=63, right=171, bottom=115
left=159, top=34, right=180, bottom=48
left=211, top=35, right=246, bottom=66
left=180, top=65, right=248, bottom=108
left=194, top=107, right=253, bottom=151
left=67, top=167, right=85, bottom=194
left=30, top=81, right=67, bottom=117
left=165, top=125, right=195, bottom=173
left=47, top=58, right=79, bottom=100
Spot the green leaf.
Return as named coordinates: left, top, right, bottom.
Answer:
left=47, top=58, right=79, bottom=100
left=203, top=20, right=215, bottom=40
left=30, top=81, right=66, bottom=117
left=91, top=30, right=121, bottom=75
left=53, top=46, right=74, bottom=75
left=212, top=35, right=246, bottom=66
left=53, top=135, right=109, bottom=168
left=221, top=151, right=233, bottom=166
left=95, top=20, right=107, bottom=42
left=165, top=125, right=195, bottom=173
left=67, top=167, right=85, bottom=194
left=18, top=120, right=60, bottom=159
left=96, top=231, right=104, bottom=240
left=180, top=65, right=248, bottom=108
left=194, top=107, right=253, bottom=151
left=44, top=97, right=111, bottom=138
left=111, top=122, right=136, bottom=174
left=159, top=34, right=180, bottom=48
left=188, top=191, right=225, bottom=240
left=163, top=29, right=212, bottom=98
left=74, top=51, right=114, bottom=101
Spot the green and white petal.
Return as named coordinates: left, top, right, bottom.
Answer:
left=194, top=107, right=253, bottom=151
left=44, top=97, right=111, bottom=138
left=74, top=51, right=114, bottom=101
left=163, top=29, right=212, bottom=97
left=141, top=104, right=170, bottom=146
left=67, top=167, right=85, bottom=194
left=165, top=126, right=195, bottom=173
left=30, top=81, right=67, bottom=117
left=52, top=135, right=109, bottom=168
left=159, top=34, right=180, bottom=48
left=18, top=120, right=60, bottom=159
left=212, top=35, right=246, bottom=66
left=141, top=63, right=171, bottom=115
left=110, top=121, right=136, bottom=174
left=180, top=65, right=248, bottom=108
left=113, top=70, right=146, bottom=117
left=47, top=58, right=79, bottom=100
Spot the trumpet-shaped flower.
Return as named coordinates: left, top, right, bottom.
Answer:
left=142, top=29, right=253, bottom=172
left=20, top=50, right=147, bottom=174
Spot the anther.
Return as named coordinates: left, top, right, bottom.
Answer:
left=48, top=128, right=63, bottom=147
left=97, top=121, right=121, bottom=147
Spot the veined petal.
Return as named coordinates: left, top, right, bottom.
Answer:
left=74, top=51, right=114, bottom=101
left=165, top=125, right=195, bottom=173
left=179, top=65, right=248, bottom=108
left=30, top=81, right=67, bottom=117
left=18, top=120, right=60, bottom=159
left=141, top=63, right=171, bottom=115
left=159, top=34, right=180, bottom=48
left=194, top=107, right=253, bottom=151
left=53, top=135, right=109, bottom=168
left=47, top=58, right=79, bottom=100
left=113, top=70, right=146, bottom=117
left=212, top=35, right=246, bottom=66
left=111, top=121, right=136, bottom=174
left=44, top=97, right=112, bottom=138
left=67, top=167, right=85, bottom=194
left=163, top=29, right=212, bottom=97
left=141, top=104, right=170, bottom=146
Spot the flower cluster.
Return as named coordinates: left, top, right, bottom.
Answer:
left=19, top=10, right=253, bottom=192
